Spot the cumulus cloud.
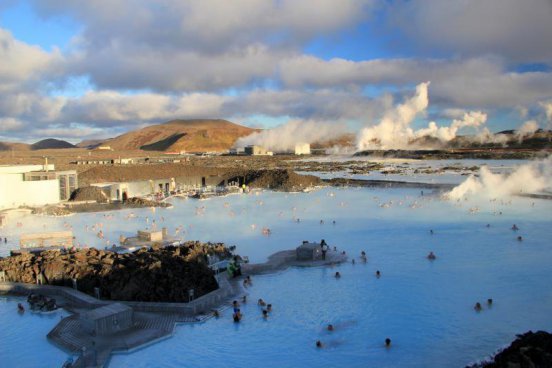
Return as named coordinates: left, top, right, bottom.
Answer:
left=280, top=55, right=552, bottom=109
left=385, top=0, right=552, bottom=63
left=30, top=0, right=373, bottom=92
left=0, top=28, right=61, bottom=92
left=33, top=0, right=372, bottom=52
left=0, top=0, right=550, bottom=143
left=0, top=117, right=24, bottom=132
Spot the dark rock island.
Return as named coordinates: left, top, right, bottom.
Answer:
left=469, top=331, right=552, bottom=368
left=0, top=242, right=232, bottom=302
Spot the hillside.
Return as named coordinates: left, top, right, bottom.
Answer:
left=107, top=119, right=258, bottom=152
left=0, top=141, right=31, bottom=151
left=76, top=139, right=107, bottom=149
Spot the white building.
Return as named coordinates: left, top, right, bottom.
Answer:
left=92, top=178, right=177, bottom=201
left=244, top=145, right=273, bottom=156
left=0, top=165, right=61, bottom=210
left=294, top=143, right=311, bottom=155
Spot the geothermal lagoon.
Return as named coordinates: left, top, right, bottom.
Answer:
left=1, top=159, right=552, bottom=367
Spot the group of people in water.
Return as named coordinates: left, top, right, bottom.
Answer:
left=474, top=299, right=493, bottom=312
left=220, top=276, right=274, bottom=323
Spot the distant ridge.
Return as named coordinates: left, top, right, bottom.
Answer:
left=106, top=119, right=258, bottom=152
left=31, top=139, right=75, bottom=150
left=76, top=139, right=108, bottom=149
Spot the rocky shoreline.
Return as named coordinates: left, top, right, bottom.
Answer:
left=468, top=331, right=552, bottom=368
left=0, top=242, right=232, bottom=302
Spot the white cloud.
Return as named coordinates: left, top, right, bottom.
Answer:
left=0, top=117, right=24, bottom=132
left=0, top=28, right=61, bottom=92
left=385, top=0, right=552, bottom=62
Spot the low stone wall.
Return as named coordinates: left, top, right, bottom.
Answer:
left=0, top=272, right=238, bottom=316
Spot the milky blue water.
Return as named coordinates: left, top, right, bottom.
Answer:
left=297, top=158, right=530, bottom=185
left=0, top=296, right=72, bottom=367
left=1, top=178, right=551, bottom=367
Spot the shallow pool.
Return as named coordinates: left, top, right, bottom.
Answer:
left=1, top=183, right=552, bottom=367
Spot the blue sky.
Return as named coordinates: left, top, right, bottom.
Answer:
left=0, top=0, right=551, bottom=146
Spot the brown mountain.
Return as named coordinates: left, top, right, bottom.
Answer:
left=107, top=119, right=258, bottom=152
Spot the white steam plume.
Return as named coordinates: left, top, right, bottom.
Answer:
left=516, top=120, right=539, bottom=142
left=355, top=83, right=490, bottom=150
left=471, top=127, right=509, bottom=146
left=356, top=82, right=430, bottom=150
left=540, top=101, right=552, bottom=129
left=446, top=157, right=552, bottom=200
left=235, top=119, right=347, bottom=152
left=414, top=111, right=487, bottom=142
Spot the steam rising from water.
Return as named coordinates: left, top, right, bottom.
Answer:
left=236, top=83, right=546, bottom=152
left=235, top=119, right=347, bottom=152
left=446, top=157, right=552, bottom=200
left=357, top=82, right=430, bottom=150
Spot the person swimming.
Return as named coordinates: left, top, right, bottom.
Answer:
left=335, top=272, right=341, bottom=278
left=242, top=295, right=247, bottom=303
left=376, top=270, right=381, bottom=278
left=258, top=298, right=266, bottom=307
left=487, top=298, right=493, bottom=306
left=327, top=324, right=334, bottom=331
left=517, top=236, right=523, bottom=241
left=512, top=224, right=519, bottom=231
left=385, top=338, right=391, bottom=347
left=474, top=302, right=482, bottom=311
left=17, top=303, right=25, bottom=313
left=427, top=251, right=436, bottom=260
left=360, top=251, right=367, bottom=262
left=316, top=340, right=323, bottom=348
left=232, top=300, right=240, bottom=313
left=267, top=304, right=272, bottom=312
left=262, top=310, right=268, bottom=319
